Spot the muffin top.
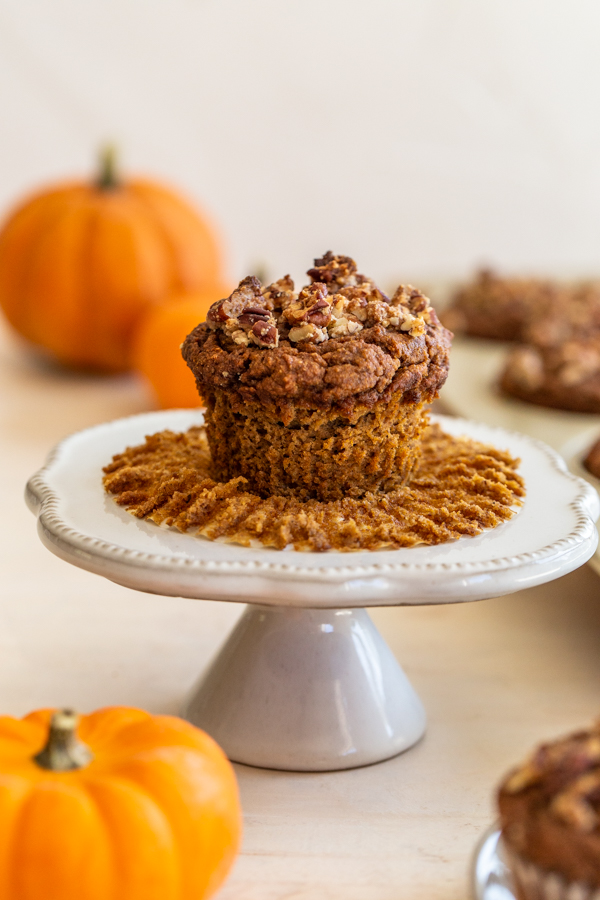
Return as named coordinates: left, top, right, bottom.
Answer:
left=498, top=723, right=600, bottom=884
left=441, top=269, right=553, bottom=341
left=500, top=335, right=600, bottom=413
left=521, top=281, right=600, bottom=349
left=182, top=252, right=452, bottom=417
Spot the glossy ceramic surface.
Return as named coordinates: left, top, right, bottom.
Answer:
left=26, top=410, right=599, bottom=608
left=184, top=604, right=426, bottom=770
left=471, top=828, right=516, bottom=900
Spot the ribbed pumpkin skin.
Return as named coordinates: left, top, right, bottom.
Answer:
left=0, top=178, right=223, bottom=372
left=0, top=707, right=241, bottom=900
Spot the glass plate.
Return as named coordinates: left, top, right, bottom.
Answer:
left=472, top=827, right=516, bottom=900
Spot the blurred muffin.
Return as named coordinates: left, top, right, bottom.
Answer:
left=499, top=337, right=600, bottom=413
left=182, top=252, right=452, bottom=502
left=498, top=282, right=600, bottom=412
left=584, top=436, right=600, bottom=480
left=441, top=269, right=553, bottom=341
left=520, top=282, right=600, bottom=349
left=498, top=722, right=600, bottom=900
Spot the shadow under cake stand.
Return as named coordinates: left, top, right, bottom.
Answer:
left=26, top=411, right=599, bottom=772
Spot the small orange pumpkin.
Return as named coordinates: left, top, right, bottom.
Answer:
left=132, top=287, right=229, bottom=409
left=0, top=148, right=224, bottom=372
left=0, top=707, right=241, bottom=899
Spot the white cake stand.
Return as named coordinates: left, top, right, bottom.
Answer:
left=26, top=411, right=599, bottom=772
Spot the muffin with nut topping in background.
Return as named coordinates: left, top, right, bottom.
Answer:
left=498, top=722, right=600, bottom=900
left=499, top=282, right=600, bottom=412
left=182, top=252, right=452, bottom=502
left=441, top=269, right=555, bottom=342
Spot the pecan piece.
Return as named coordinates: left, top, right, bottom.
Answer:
left=262, top=275, right=296, bottom=312
left=288, top=322, right=328, bottom=344
left=207, top=276, right=262, bottom=326
left=306, top=298, right=332, bottom=327
left=206, top=300, right=229, bottom=325
left=250, top=321, right=278, bottom=348
left=243, top=306, right=271, bottom=317
left=238, top=310, right=271, bottom=327
left=307, top=251, right=358, bottom=288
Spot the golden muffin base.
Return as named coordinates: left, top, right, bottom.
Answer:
left=206, top=391, right=428, bottom=501
left=102, top=424, right=524, bottom=553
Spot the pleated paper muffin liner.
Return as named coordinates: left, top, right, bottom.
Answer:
left=504, top=842, right=600, bottom=900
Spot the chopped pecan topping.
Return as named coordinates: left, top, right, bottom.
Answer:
left=238, top=312, right=268, bottom=327
left=251, top=321, right=278, bottom=348
left=307, top=251, right=358, bottom=288
left=207, top=276, right=262, bottom=325
left=305, top=298, right=332, bottom=327
left=504, top=760, right=543, bottom=794
left=503, top=725, right=600, bottom=832
left=207, top=276, right=279, bottom=349
left=261, top=275, right=296, bottom=311
left=243, top=306, right=272, bottom=317
left=230, top=329, right=249, bottom=346
left=550, top=773, right=600, bottom=832
left=203, top=253, right=437, bottom=347
left=288, top=322, right=328, bottom=344
left=557, top=341, right=600, bottom=386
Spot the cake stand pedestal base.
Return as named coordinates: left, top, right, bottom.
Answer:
left=183, top=605, right=426, bottom=771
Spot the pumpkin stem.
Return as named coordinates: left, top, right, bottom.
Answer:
left=33, top=709, right=94, bottom=772
left=96, top=145, right=120, bottom=191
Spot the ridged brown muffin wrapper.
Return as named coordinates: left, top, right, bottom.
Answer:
left=504, top=841, right=600, bottom=900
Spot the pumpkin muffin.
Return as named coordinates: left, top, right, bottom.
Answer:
left=583, top=435, right=600, bottom=480
left=498, top=722, right=600, bottom=900
left=182, top=252, right=452, bottom=502
left=519, top=281, right=600, bottom=350
left=499, top=282, right=600, bottom=412
left=441, top=269, right=554, bottom=342
left=500, top=336, right=600, bottom=413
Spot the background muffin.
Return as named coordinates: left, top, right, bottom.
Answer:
left=498, top=282, right=600, bottom=412
left=499, top=337, right=600, bottom=413
left=498, top=722, right=600, bottom=900
left=583, top=435, right=600, bottom=479
left=441, top=270, right=553, bottom=342
left=182, top=252, right=452, bottom=502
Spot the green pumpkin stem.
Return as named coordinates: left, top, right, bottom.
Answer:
left=96, top=145, right=120, bottom=191
left=33, top=709, right=94, bottom=772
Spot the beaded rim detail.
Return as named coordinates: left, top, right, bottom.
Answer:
left=25, top=411, right=599, bottom=585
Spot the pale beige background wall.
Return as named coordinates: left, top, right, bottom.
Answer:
left=0, top=0, right=599, bottom=286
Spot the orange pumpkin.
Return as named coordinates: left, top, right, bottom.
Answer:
left=0, top=707, right=241, bottom=900
left=132, top=287, right=229, bottom=409
left=0, top=148, right=224, bottom=372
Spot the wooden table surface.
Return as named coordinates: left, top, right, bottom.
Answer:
left=2, top=319, right=599, bottom=900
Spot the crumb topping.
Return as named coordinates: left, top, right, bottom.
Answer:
left=183, top=252, right=452, bottom=416
left=205, top=251, right=433, bottom=348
